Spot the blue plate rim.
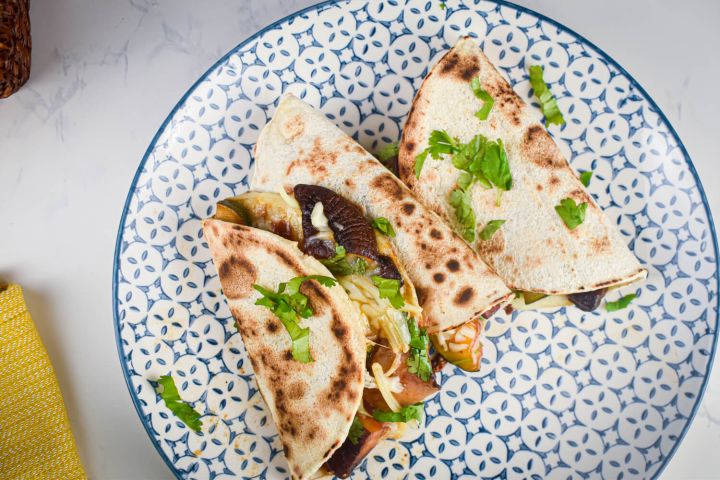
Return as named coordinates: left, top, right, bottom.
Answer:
left=111, top=1, right=720, bottom=479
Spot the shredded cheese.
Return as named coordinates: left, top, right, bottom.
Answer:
left=310, top=202, right=334, bottom=241
left=372, top=362, right=402, bottom=412
left=278, top=186, right=301, bottom=212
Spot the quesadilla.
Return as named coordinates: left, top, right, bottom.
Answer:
left=250, top=94, right=512, bottom=332
left=398, top=37, right=646, bottom=311
left=204, top=184, right=441, bottom=478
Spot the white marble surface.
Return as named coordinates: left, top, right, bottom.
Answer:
left=0, top=0, right=718, bottom=478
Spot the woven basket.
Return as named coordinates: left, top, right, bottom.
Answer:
left=0, top=0, right=31, bottom=99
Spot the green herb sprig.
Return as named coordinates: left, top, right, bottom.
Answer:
left=470, top=77, right=494, bottom=120
left=253, top=275, right=337, bottom=363
left=371, top=276, right=405, bottom=309
left=606, top=293, right=636, bottom=312
left=529, top=65, right=565, bottom=127
left=371, top=217, right=396, bottom=237
left=479, top=219, right=506, bottom=241
left=555, top=198, right=587, bottom=230
left=372, top=403, right=424, bottom=423
left=406, top=316, right=432, bottom=382
left=156, top=375, right=203, bottom=432
left=320, top=245, right=368, bottom=277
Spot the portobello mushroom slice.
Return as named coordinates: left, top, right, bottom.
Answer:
left=294, top=184, right=402, bottom=281
left=325, top=416, right=390, bottom=479
left=568, top=288, right=608, bottom=312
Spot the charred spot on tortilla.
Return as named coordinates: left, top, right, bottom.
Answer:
left=522, top=124, right=567, bottom=169
left=370, top=172, right=405, bottom=201
left=446, top=259, right=460, bottom=272
left=267, top=320, right=280, bottom=334
left=430, top=228, right=443, bottom=240
left=344, top=178, right=355, bottom=189
left=218, top=256, right=256, bottom=299
left=439, top=50, right=480, bottom=81
left=455, top=287, right=475, bottom=305
left=288, top=381, right=306, bottom=400
left=549, top=175, right=561, bottom=186
left=433, top=272, right=446, bottom=283
left=591, top=236, right=612, bottom=254
left=282, top=114, right=306, bottom=142
left=283, top=350, right=293, bottom=361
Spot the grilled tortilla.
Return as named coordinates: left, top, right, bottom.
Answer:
left=202, top=220, right=365, bottom=480
left=251, top=94, right=512, bottom=334
left=398, top=37, right=646, bottom=303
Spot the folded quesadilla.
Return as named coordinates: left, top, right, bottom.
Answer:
left=204, top=185, right=442, bottom=478
left=250, top=94, right=512, bottom=332
left=398, top=37, right=646, bottom=311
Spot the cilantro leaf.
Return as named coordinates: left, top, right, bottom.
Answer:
left=285, top=275, right=337, bottom=295
left=406, top=316, right=432, bottom=382
left=415, top=130, right=460, bottom=177
left=372, top=403, right=424, bottom=423
left=439, top=1, right=446, bottom=9
left=376, top=142, right=399, bottom=163
left=555, top=198, right=587, bottom=230
left=254, top=276, right=336, bottom=363
left=449, top=187, right=476, bottom=243
left=156, top=375, right=202, bottom=432
left=479, top=219, right=505, bottom=241
left=529, top=65, right=565, bottom=127
left=479, top=139, right=512, bottom=192
left=371, top=217, right=396, bottom=237
left=320, top=245, right=368, bottom=277
left=470, top=77, right=494, bottom=120
left=579, top=171, right=593, bottom=187
left=606, top=293, right=636, bottom=312
left=371, top=276, right=405, bottom=309
left=348, top=416, right=365, bottom=445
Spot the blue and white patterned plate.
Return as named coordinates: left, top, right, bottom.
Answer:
left=113, top=1, right=719, bottom=478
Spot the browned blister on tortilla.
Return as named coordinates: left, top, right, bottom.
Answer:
left=250, top=95, right=512, bottom=334
left=202, top=219, right=366, bottom=480
left=398, top=37, right=646, bottom=295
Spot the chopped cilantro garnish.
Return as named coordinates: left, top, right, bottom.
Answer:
left=470, top=77, right=494, bottom=120
left=479, top=219, right=505, bottom=241
left=555, top=198, right=587, bottom=230
left=320, top=245, right=367, bottom=276
left=376, top=142, right=399, bottom=163
left=348, top=415, right=365, bottom=445
left=156, top=375, right=202, bottom=432
left=450, top=187, right=476, bottom=243
left=439, top=1, right=446, bottom=9
left=606, top=293, right=636, bottom=312
left=406, top=316, right=432, bottom=382
left=372, top=403, right=424, bottom=423
left=529, top=65, right=565, bottom=127
left=371, top=276, right=405, bottom=309
left=371, top=217, right=396, bottom=237
left=414, top=130, right=461, bottom=178
left=254, top=275, right=337, bottom=363
left=579, top=171, right=593, bottom=187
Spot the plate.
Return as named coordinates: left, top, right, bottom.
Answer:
left=113, top=1, right=719, bottom=478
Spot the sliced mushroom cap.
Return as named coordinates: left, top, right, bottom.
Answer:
left=293, top=184, right=403, bottom=281
left=325, top=418, right=389, bottom=479
left=568, top=288, right=608, bottom=312
left=295, top=184, right=378, bottom=259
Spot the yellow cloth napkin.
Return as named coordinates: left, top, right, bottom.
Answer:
left=0, top=284, right=86, bottom=480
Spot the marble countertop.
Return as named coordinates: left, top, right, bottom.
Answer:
left=1, top=0, right=718, bottom=478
